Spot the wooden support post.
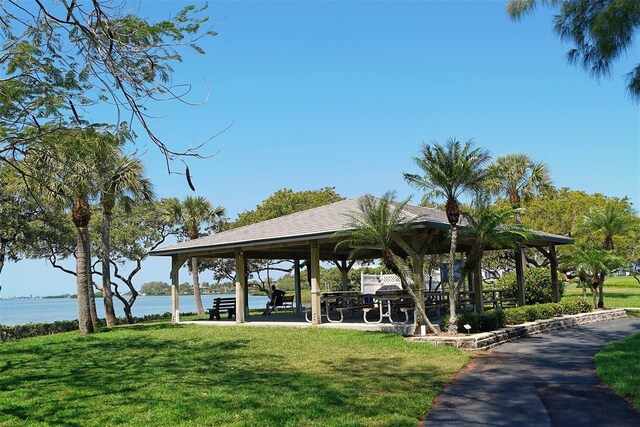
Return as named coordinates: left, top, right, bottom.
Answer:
left=515, top=248, right=526, bottom=306
left=170, top=256, right=182, bottom=323
left=294, top=259, right=302, bottom=313
left=170, top=255, right=190, bottom=323
left=235, top=250, right=246, bottom=324
left=310, top=242, right=322, bottom=325
left=550, top=245, right=560, bottom=303
left=411, top=233, right=425, bottom=327
left=474, top=262, right=484, bottom=313
left=244, top=257, right=250, bottom=315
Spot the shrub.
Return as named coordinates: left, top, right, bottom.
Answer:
left=441, top=309, right=505, bottom=333
left=442, top=298, right=594, bottom=331
left=496, top=267, right=564, bottom=305
left=559, top=298, right=581, bottom=315
left=560, top=297, right=593, bottom=314
left=504, top=307, right=528, bottom=325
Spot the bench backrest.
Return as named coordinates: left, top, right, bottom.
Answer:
left=213, top=297, right=236, bottom=308
left=280, top=295, right=294, bottom=305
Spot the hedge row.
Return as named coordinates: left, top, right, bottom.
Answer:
left=0, top=311, right=191, bottom=343
left=443, top=298, right=594, bottom=333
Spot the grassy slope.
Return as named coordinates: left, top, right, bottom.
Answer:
left=0, top=324, right=469, bottom=427
left=595, top=333, right=640, bottom=411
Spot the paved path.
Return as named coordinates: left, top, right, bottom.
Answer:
left=424, top=317, right=640, bottom=426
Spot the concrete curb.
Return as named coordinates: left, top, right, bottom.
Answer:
left=407, top=308, right=628, bottom=351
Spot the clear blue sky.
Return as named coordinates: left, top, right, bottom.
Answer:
left=2, top=0, right=638, bottom=297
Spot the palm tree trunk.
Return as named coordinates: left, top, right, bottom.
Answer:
left=101, top=210, right=117, bottom=326
left=403, top=284, right=439, bottom=335
left=598, top=273, right=605, bottom=308
left=86, top=232, right=99, bottom=329
left=192, top=257, right=205, bottom=315
left=448, top=224, right=459, bottom=335
left=76, top=226, right=93, bottom=335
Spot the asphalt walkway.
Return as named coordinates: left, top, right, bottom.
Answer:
left=423, top=317, right=640, bottom=426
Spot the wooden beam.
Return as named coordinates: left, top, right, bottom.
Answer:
left=515, top=248, right=526, bottom=306
left=235, top=250, right=246, bottom=324
left=474, top=262, right=484, bottom=313
left=391, top=235, right=419, bottom=259
left=535, top=246, right=550, bottom=259
left=294, top=259, right=302, bottom=313
left=549, top=245, right=560, bottom=303
left=334, top=259, right=356, bottom=291
left=310, top=242, right=322, bottom=325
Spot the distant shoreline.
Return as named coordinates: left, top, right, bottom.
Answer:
left=0, top=292, right=263, bottom=300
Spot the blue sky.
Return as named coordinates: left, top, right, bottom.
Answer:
left=2, top=0, right=638, bottom=298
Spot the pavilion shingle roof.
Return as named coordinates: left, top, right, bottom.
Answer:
left=151, top=196, right=452, bottom=256
left=150, top=195, right=572, bottom=257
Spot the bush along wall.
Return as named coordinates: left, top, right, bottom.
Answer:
left=0, top=312, right=194, bottom=343
left=442, top=298, right=593, bottom=333
left=496, top=267, right=564, bottom=304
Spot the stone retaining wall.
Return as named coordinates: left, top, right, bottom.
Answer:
left=408, top=309, right=628, bottom=351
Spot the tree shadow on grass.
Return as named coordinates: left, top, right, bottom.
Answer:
left=0, top=326, right=462, bottom=426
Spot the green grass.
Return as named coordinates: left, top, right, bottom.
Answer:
left=0, top=324, right=469, bottom=426
left=564, top=285, right=640, bottom=308
left=595, top=333, right=640, bottom=410
left=604, top=276, right=640, bottom=288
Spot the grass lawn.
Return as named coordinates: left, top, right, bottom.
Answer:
left=0, top=324, right=469, bottom=427
left=604, top=276, right=640, bottom=288
left=595, top=333, right=640, bottom=411
left=564, top=285, right=640, bottom=308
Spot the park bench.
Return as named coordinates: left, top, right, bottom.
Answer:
left=208, top=297, right=236, bottom=320
left=274, top=295, right=294, bottom=313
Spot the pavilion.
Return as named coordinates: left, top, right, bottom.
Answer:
left=150, top=196, right=572, bottom=327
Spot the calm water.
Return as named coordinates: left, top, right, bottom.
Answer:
left=0, top=294, right=270, bottom=325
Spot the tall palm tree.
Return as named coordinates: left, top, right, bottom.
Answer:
left=97, top=145, right=154, bottom=326
left=580, top=203, right=635, bottom=250
left=486, top=153, right=552, bottom=218
left=404, top=138, right=490, bottom=335
left=22, top=128, right=103, bottom=334
left=170, top=196, right=226, bottom=315
left=337, top=192, right=439, bottom=334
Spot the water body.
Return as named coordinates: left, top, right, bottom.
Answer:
left=0, top=294, right=270, bottom=325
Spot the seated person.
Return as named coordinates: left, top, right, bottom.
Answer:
left=263, top=285, right=286, bottom=315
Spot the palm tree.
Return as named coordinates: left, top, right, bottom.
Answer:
left=564, top=245, right=623, bottom=308
left=404, top=138, right=491, bottom=335
left=580, top=203, right=635, bottom=250
left=337, top=192, right=439, bottom=334
left=97, top=145, right=154, bottom=326
left=170, top=196, right=226, bottom=315
left=457, top=200, right=532, bottom=308
left=22, top=128, right=103, bottom=334
left=486, top=153, right=552, bottom=218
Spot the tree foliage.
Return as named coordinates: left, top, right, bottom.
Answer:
left=486, top=153, right=553, bottom=210
left=0, top=1, right=216, bottom=163
left=337, top=192, right=439, bottom=334
left=507, top=0, right=640, bottom=101
left=232, top=187, right=344, bottom=229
